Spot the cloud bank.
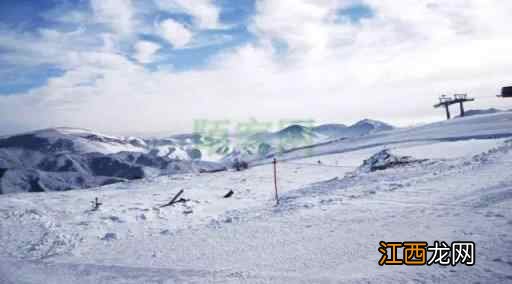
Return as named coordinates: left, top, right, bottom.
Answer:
left=1, top=0, right=512, bottom=136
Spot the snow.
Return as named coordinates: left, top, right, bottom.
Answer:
left=391, top=139, right=508, bottom=160
left=16, top=127, right=148, bottom=155
left=1, top=112, right=512, bottom=282
left=259, top=111, right=512, bottom=163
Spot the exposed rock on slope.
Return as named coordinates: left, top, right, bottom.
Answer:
left=0, top=128, right=224, bottom=194
left=358, top=149, right=426, bottom=172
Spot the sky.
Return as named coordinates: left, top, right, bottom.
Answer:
left=1, top=0, right=512, bottom=136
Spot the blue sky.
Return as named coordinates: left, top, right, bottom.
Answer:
left=0, top=0, right=511, bottom=135
left=0, top=0, right=377, bottom=95
left=0, top=0, right=258, bottom=94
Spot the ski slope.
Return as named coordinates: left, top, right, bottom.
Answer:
left=259, top=111, right=512, bottom=164
left=0, top=112, right=511, bottom=283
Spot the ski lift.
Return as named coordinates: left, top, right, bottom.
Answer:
left=497, top=86, right=512, bottom=98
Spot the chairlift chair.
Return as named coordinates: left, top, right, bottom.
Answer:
left=498, top=86, right=512, bottom=98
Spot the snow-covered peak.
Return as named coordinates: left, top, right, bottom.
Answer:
left=351, top=119, right=394, bottom=131
left=0, top=127, right=148, bottom=155
left=276, top=124, right=311, bottom=136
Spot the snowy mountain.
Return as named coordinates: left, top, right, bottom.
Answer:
left=350, top=118, right=394, bottom=133
left=256, top=124, right=324, bottom=148
left=219, top=124, right=320, bottom=165
left=5, top=111, right=510, bottom=194
left=257, top=111, right=512, bottom=164
left=0, top=118, right=396, bottom=193
left=221, top=119, right=395, bottom=165
left=313, top=119, right=394, bottom=139
left=0, top=127, right=147, bottom=155
left=311, top=123, right=348, bottom=137
left=1, top=111, right=511, bottom=283
left=0, top=128, right=224, bottom=194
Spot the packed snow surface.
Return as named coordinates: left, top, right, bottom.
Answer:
left=1, top=112, right=512, bottom=283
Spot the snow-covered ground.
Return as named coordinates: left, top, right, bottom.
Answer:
left=260, top=111, right=512, bottom=164
left=1, top=113, right=512, bottom=283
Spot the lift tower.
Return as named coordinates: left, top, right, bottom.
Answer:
left=434, top=94, right=475, bottom=120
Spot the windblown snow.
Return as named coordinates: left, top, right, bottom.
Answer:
left=0, top=112, right=511, bottom=283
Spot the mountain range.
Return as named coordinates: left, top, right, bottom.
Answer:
left=0, top=119, right=395, bottom=194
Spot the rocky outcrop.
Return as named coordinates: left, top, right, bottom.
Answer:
left=359, top=150, right=426, bottom=172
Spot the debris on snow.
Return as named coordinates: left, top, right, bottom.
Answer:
left=159, top=189, right=185, bottom=208
left=223, top=190, right=234, bottom=198
left=100, top=233, right=117, bottom=241
left=90, top=197, right=102, bottom=211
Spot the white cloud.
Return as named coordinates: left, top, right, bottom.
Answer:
left=251, top=0, right=335, bottom=53
left=0, top=27, right=104, bottom=68
left=158, top=19, right=193, bottom=48
left=134, top=40, right=161, bottom=63
left=91, top=0, right=134, bottom=35
left=2, top=0, right=512, bottom=136
left=154, top=0, right=220, bottom=29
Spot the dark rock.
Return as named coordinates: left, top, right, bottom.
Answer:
left=359, top=150, right=426, bottom=172
left=186, top=148, right=202, bottom=160
left=0, top=134, right=51, bottom=152
left=88, top=155, right=145, bottom=179
left=28, top=177, right=46, bottom=192
left=101, top=233, right=117, bottom=241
